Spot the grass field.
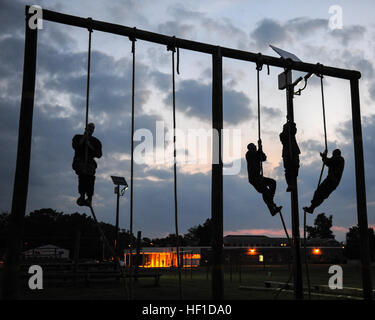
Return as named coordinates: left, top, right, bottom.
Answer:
left=2, top=263, right=373, bottom=300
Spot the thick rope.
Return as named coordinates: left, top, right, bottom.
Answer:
left=169, top=40, right=183, bottom=300
left=320, top=75, right=328, bottom=154
left=84, top=25, right=92, bottom=166
left=279, top=209, right=290, bottom=242
left=129, top=38, right=135, bottom=246
left=130, top=32, right=136, bottom=242
left=88, top=205, right=129, bottom=299
left=303, top=73, right=328, bottom=300
left=128, top=36, right=136, bottom=300
left=85, top=20, right=92, bottom=129
left=272, top=208, right=293, bottom=299
left=256, top=63, right=263, bottom=176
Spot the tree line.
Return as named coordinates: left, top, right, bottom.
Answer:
left=0, top=209, right=373, bottom=261
left=0, top=208, right=212, bottom=260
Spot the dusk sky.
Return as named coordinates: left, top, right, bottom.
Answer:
left=1, top=0, right=375, bottom=241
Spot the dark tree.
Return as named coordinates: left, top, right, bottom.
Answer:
left=306, top=213, right=335, bottom=239
left=142, top=237, right=153, bottom=247
left=0, top=208, right=135, bottom=260
left=184, top=218, right=212, bottom=246
left=345, top=225, right=375, bottom=260
left=152, top=234, right=185, bottom=247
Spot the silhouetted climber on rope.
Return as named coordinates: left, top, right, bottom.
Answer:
left=303, top=149, right=344, bottom=214
left=72, top=122, right=102, bottom=207
left=280, top=120, right=300, bottom=192
left=246, top=143, right=282, bottom=216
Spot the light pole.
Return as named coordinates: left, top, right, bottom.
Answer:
left=111, top=176, right=128, bottom=269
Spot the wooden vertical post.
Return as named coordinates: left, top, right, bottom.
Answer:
left=350, top=79, right=373, bottom=300
left=1, top=10, right=38, bottom=300
left=211, top=47, right=224, bottom=300
left=285, top=70, right=303, bottom=300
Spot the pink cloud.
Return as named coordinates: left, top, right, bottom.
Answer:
left=224, top=228, right=291, bottom=237
left=331, top=225, right=349, bottom=233
left=225, top=225, right=352, bottom=239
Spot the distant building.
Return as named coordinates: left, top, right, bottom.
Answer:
left=22, top=244, right=70, bottom=260
left=224, top=235, right=288, bottom=247
left=123, top=235, right=345, bottom=268
left=124, top=247, right=201, bottom=268
left=223, top=235, right=344, bottom=264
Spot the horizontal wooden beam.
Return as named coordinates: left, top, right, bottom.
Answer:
left=33, top=6, right=360, bottom=80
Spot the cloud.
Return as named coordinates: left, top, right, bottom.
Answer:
left=262, top=106, right=282, bottom=120
left=286, top=17, right=327, bottom=36
left=36, top=45, right=153, bottom=123
left=337, top=50, right=374, bottom=81
left=369, top=82, right=375, bottom=101
left=166, top=5, right=249, bottom=49
left=157, top=21, right=196, bottom=39
left=251, top=19, right=290, bottom=50
left=250, top=17, right=366, bottom=51
left=0, top=37, right=24, bottom=89
left=0, top=0, right=25, bottom=36
left=330, top=25, right=366, bottom=46
left=162, top=79, right=253, bottom=125
left=0, top=24, right=164, bottom=225
left=106, top=0, right=149, bottom=28
left=1, top=1, right=374, bottom=242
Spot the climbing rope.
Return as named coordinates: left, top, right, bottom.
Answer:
left=168, top=37, right=182, bottom=300
left=256, top=58, right=263, bottom=176
left=255, top=58, right=291, bottom=243
left=85, top=19, right=92, bottom=130
left=272, top=207, right=292, bottom=300
left=78, top=21, right=129, bottom=300
left=84, top=19, right=93, bottom=167
left=88, top=205, right=129, bottom=298
left=302, top=72, right=328, bottom=300
left=129, top=33, right=136, bottom=253
left=127, top=31, right=136, bottom=300
left=317, top=74, right=328, bottom=186
left=255, top=59, right=290, bottom=241
left=278, top=209, right=290, bottom=242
